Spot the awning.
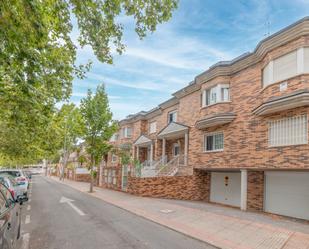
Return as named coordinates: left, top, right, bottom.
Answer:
left=253, top=89, right=309, bottom=116
left=157, top=122, right=189, bottom=139
left=195, top=113, right=236, bottom=129
left=134, top=135, right=152, bottom=147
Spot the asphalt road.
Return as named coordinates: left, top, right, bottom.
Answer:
left=18, top=175, right=215, bottom=249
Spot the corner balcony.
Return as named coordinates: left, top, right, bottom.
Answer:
left=195, top=112, right=236, bottom=129
left=253, top=89, right=309, bottom=116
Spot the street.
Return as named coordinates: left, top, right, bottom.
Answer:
left=18, top=176, right=214, bottom=249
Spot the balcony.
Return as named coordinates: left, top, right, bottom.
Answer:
left=253, top=89, right=309, bottom=116
left=195, top=112, right=236, bottom=129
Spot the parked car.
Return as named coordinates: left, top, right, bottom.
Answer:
left=0, top=182, right=22, bottom=248
left=0, top=176, right=24, bottom=201
left=0, top=170, right=29, bottom=197
left=23, top=170, right=32, bottom=180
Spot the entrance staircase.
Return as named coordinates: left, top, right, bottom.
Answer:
left=135, top=155, right=189, bottom=177
left=157, top=155, right=186, bottom=177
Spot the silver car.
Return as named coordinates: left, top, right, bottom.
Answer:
left=0, top=175, right=23, bottom=200
left=0, top=170, right=29, bottom=197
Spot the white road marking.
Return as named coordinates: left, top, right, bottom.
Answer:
left=28, top=199, right=31, bottom=203
left=27, top=205, right=31, bottom=211
left=21, top=233, right=30, bottom=249
left=60, top=196, right=85, bottom=216
left=160, top=209, right=174, bottom=214
left=25, top=215, right=31, bottom=224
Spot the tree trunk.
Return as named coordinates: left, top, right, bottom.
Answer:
left=89, top=155, right=94, bottom=193
left=60, top=152, right=69, bottom=181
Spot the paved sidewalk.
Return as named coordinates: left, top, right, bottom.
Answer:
left=49, top=176, right=309, bottom=249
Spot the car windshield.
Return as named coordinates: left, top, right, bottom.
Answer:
left=0, top=174, right=18, bottom=187
left=0, top=171, right=21, bottom=177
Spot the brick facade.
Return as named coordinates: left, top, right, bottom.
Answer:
left=127, top=169, right=210, bottom=201
left=101, top=18, right=309, bottom=218
left=247, top=171, right=264, bottom=211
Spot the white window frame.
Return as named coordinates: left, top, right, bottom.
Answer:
left=268, top=115, right=308, bottom=147
left=173, top=143, right=180, bottom=157
left=111, top=154, right=117, bottom=163
left=122, top=127, right=132, bottom=138
left=203, top=132, right=224, bottom=152
left=110, top=133, right=119, bottom=142
left=168, top=110, right=177, bottom=123
left=262, top=47, right=309, bottom=88
left=149, top=121, right=157, bottom=134
left=202, top=84, right=230, bottom=108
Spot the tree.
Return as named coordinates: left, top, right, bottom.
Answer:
left=53, top=104, right=85, bottom=180
left=80, top=84, right=117, bottom=192
left=0, top=0, right=178, bottom=164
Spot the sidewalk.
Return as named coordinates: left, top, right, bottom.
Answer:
left=49, top=176, right=309, bottom=249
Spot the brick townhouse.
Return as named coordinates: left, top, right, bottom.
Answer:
left=102, top=17, right=309, bottom=221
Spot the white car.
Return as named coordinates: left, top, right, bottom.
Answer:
left=0, top=170, right=29, bottom=196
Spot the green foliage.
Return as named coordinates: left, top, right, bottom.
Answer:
left=80, top=84, right=117, bottom=165
left=115, top=146, right=132, bottom=165
left=133, top=159, right=142, bottom=177
left=80, top=84, right=117, bottom=191
left=78, top=154, right=88, bottom=166
left=0, top=0, right=178, bottom=165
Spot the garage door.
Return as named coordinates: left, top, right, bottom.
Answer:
left=210, top=172, right=241, bottom=207
left=265, top=171, right=309, bottom=220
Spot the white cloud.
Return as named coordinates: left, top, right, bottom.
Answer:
left=84, top=72, right=182, bottom=92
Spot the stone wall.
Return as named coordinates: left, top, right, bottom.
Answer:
left=247, top=171, right=264, bottom=211
left=127, top=169, right=210, bottom=201
left=75, top=174, right=91, bottom=182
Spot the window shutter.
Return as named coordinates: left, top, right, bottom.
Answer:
left=273, top=50, right=297, bottom=82
left=263, top=63, right=270, bottom=86
left=304, top=47, right=309, bottom=72
left=201, top=90, right=206, bottom=107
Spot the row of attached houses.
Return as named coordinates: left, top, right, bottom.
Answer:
left=102, top=17, right=309, bottom=221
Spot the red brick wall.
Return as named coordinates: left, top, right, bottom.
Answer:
left=247, top=171, right=264, bottom=211
left=75, top=174, right=91, bottom=182
left=127, top=169, right=210, bottom=201
left=107, top=36, right=309, bottom=173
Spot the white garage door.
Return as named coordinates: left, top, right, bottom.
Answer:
left=210, top=172, right=241, bottom=207
left=265, top=171, right=309, bottom=220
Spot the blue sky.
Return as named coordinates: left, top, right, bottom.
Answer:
left=70, top=0, right=309, bottom=120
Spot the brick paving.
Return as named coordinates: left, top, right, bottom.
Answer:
left=50, top=177, right=309, bottom=249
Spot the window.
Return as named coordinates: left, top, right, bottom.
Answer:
left=108, top=170, right=112, bottom=184
left=168, top=111, right=177, bottom=123
left=262, top=48, right=309, bottom=87
left=112, top=170, right=117, bottom=185
left=104, top=169, right=108, bottom=183
left=111, top=154, right=117, bottom=163
left=122, top=127, right=132, bottom=138
left=149, top=121, right=157, bottom=134
left=110, top=133, right=119, bottom=142
left=268, top=115, right=308, bottom=147
left=273, top=50, right=297, bottom=82
left=204, top=133, right=224, bottom=152
left=202, top=84, right=230, bottom=107
left=173, top=143, right=180, bottom=156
